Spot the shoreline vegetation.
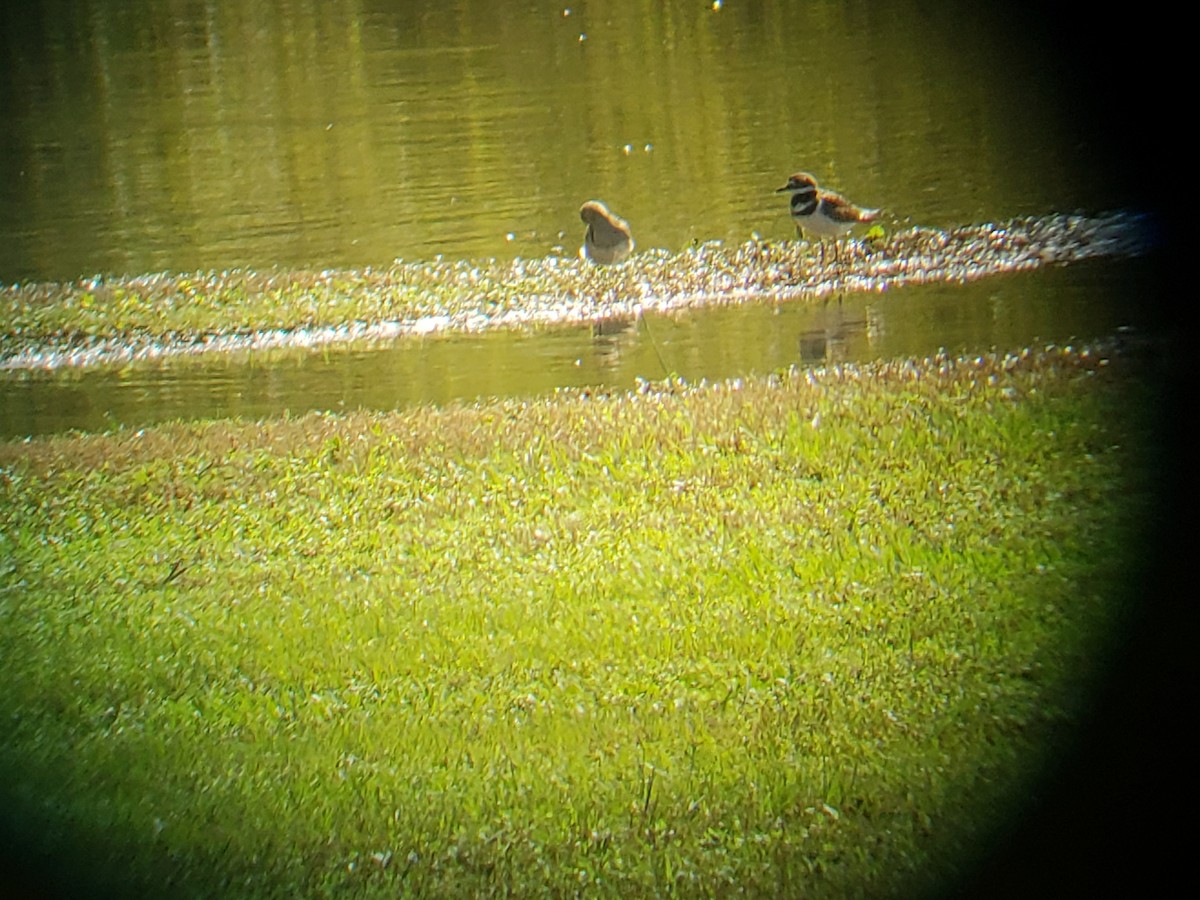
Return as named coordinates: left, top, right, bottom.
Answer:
left=1, top=212, right=1153, bottom=372
left=0, top=338, right=1159, bottom=897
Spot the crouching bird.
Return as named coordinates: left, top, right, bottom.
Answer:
left=580, top=200, right=635, bottom=265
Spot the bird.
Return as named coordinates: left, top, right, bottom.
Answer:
left=579, top=200, right=635, bottom=265
left=776, top=172, right=880, bottom=263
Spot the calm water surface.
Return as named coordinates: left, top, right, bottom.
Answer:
left=0, top=258, right=1144, bottom=438
left=0, top=0, right=1149, bottom=436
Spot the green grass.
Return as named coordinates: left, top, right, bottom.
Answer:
left=0, top=344, right=1154, bottom=897
left=0, top=212, right=1153, bottom=369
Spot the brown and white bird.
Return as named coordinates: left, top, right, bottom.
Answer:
left=580, top=200, right=635, bottom=265
left=776, top=172, right=880, bottom=262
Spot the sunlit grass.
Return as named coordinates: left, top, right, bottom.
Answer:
left=0, top=343, right=1153, bottom=897
left=0, top=212, right=1154, bottom=370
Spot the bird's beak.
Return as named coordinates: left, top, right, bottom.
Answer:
left=775, top=184, right=791, bottom=193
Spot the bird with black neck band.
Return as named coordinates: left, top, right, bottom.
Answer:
left=776, top=172, right=879, bottom=264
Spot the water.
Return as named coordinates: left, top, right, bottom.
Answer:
left=0, top=256, right=1146, bottom=438
left=0, top=0, right=1152, bottom=437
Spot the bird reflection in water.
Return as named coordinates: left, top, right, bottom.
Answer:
left=796, top=296, right=871, bottom=365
